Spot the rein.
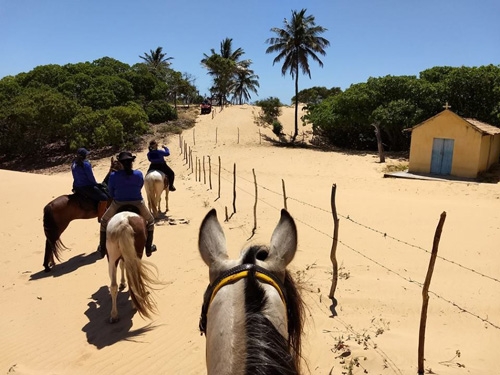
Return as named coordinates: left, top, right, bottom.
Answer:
left=199, top=263, right=288, bottom=335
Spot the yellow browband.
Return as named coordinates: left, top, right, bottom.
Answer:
left=209, top=269, right=287, bottom=309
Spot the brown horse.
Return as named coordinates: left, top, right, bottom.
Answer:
left=106, top=208, right=163, bottom=323
left=198, top=209, right=305, bottom=375
left=42, top=158, right=120, bottom=272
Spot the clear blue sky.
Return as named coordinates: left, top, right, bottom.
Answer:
left=1, top=0, right=499, bottom=104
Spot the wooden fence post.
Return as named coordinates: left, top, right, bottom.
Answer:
left=198, top=158, right=201, bottom=182
left=418, top=211, right=447, bottom=375
left=232, top=163, right=236, bottom=214
left=217, top=156, right=221, bottom=200
left=208, top=156, right=212, bottom=190
left=282, top=179, right=287, bottom=210
left=203, top=156, right=206, bottom=184
left=328, top=184, right=340, bottom=299
left=250, top=168, right=258, bottom=237
left=190, top=149, right=193, bottom=174
left=195, top=156, right=198, bottom=181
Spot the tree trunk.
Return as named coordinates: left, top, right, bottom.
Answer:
left=292, top=66, right=299, bottom=142
left=372, top=122, right=385, bottom=163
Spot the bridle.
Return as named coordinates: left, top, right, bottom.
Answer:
left=199, top=263, right=288, bottom=335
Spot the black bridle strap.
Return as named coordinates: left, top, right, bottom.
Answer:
left=199, top=263, right=287, bottom=335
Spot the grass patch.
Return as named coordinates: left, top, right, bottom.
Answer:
left=382, top=162, right=408, bottom=173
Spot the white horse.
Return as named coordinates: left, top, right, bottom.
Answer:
left=198, top=208, right=304, bottom=375
left=144, top=170, right=169, bottom=219
left=106, top=210, right=163, bottom=323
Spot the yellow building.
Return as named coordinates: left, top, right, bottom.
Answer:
left=408, top=109, right=500, bottom=178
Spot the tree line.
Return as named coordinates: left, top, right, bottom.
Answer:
left=0, top=52, right=198, bottom=158
left=303, top=65, right=500, bottom=151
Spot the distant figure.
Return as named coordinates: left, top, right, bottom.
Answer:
left=71, top=147, right=108, bottom=222
left=99, top=151, right=157, bottom=258
left=147, top=140, right=176, bottom=191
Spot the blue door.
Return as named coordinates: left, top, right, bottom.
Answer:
left=430, top=138, right=454, bottom=175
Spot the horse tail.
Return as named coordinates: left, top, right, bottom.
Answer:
left=145, top=173, right=159, bottom=217
left=43, top=203, right=67, bottom=262
left=116, top=217, right=161, bottom=319
left=145, top=175, right=156, bottom=208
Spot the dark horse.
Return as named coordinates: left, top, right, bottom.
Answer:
left=42, top=158, right=120, bottom=272
left=198, top=208, right=305, bottom=375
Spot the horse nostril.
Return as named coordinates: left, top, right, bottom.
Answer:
left=256, top=249, right=268, bottom=261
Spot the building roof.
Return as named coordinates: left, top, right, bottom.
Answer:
left=406, top=109, right=500, bottom=135
left=464, top=118, right=500, bottom=135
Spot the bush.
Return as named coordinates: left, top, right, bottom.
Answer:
left=272, top=120, right=283, bottom=137
left=255, top=97, right=282, bottom=125
left=144, top=100, right=178, bottom=123
left=107, top=102, right=148, bottom=137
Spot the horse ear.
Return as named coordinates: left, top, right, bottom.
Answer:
left=198, top=209, right=228, bottom=266
left=268, top=209, right=297, bottom=268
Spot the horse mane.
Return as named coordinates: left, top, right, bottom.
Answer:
left=242, top=246, right=304, bottom=375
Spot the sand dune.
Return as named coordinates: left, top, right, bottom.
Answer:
left=0, top=104, right=499, bottom=374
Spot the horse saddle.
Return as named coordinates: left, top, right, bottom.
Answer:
left=70, top=191, right=97, bottom=210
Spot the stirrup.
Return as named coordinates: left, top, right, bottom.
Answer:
left=98, top=245, right=106, bottom=259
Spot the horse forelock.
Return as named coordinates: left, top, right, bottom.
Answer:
left=241, top=246, right=303, bottom=375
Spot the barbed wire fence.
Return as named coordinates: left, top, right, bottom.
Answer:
left=178, top=135, right=500, bottom=332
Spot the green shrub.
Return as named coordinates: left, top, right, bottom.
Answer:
left=272, top=120, right=283, bottom=137
left=144, top=100, right=178, bottom=123
left=255, top=97, right=282, bottom=125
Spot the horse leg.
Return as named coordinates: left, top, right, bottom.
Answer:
left=43, top=240, right=54, bottom=272
left=164, top=188, right=169, bottom=213
left=109, top=260, right=119, bottom=323
left=119, top=260, right=126, bottom=290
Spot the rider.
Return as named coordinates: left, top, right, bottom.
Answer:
left=98, top=151, right=157, bottom=258
left=147, top=140, right=176, bottom=191
left=71, top=147, right=109, bottom=222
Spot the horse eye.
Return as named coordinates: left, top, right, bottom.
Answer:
left=256, top=249, right=268, bottom=261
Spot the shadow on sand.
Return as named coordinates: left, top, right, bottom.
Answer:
left=30, top=251, right=102, bottom=280
left=82, top=286, right=158, bottom=349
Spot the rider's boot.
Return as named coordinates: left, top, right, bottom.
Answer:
left=145, top=229, right=157, bottom=257
left=97, top=201, right=107, bottom=223
left=168, top=174, right=176, bottom=191
left=98, top=231, right=107, bottom=259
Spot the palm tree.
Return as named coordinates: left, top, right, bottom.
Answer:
left=266, top=9, right=330, bottom=141
left=231, top=64, right=260, bottom=104
left=139, top=46, right=174, bottom=78
left=202, top=38, right=257, bottom=106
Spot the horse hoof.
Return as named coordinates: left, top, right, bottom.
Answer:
left=43, top=266, right=51, bottom=273
left=109, top=317, right=119, bottom=324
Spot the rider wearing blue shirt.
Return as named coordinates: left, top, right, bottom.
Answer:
left=147, top=140, right=176, bottom=191
left=71, top=148, right=108, bottom=222
left=98, top=151, right=157, bottom=258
